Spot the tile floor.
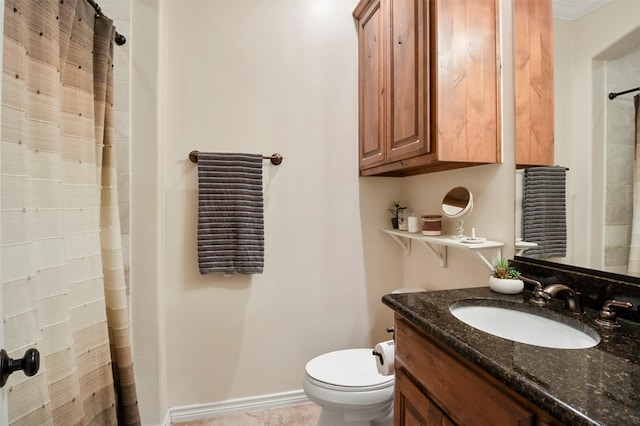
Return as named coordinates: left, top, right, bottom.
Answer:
left=172, top=403, right=321, bottom=426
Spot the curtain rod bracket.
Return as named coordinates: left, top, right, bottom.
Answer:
left=115, top=33, right=126, bottom=46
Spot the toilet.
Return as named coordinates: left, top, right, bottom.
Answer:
left=302, top=288, right=423, bottom=425
left=303, top=348, right=394, bottom=426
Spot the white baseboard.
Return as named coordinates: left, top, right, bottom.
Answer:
left=168, top=389, right=311, bottom=423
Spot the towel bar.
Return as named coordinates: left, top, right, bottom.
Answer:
left=188, top=150, right=283, bottom=166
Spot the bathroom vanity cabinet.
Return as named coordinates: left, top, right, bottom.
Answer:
left=514, top=0, right=554, bottom=167
left=385, top=286, right=640, bottom=425
left=393, top=315, right=559, bottom=425
left=353, top=0, right=500, bottom=177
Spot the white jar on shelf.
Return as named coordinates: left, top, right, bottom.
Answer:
left=407, top=212, right=419, bottom=233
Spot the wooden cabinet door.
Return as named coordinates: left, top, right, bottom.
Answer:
left=395, top=315, right=538, bottom=426
left=515, top=0, right=554, bottom=166
left=355, top=0, right=500, bottom=176
left=433, top=0, right=499, bottom=163
left=395, top=369, right=455, bottom=426
left=386, top=0, right=429, bottom=163
left=356, top=0, right=386, bottom=170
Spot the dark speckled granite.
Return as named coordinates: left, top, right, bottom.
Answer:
left=383, top=287, right=640, bottom=425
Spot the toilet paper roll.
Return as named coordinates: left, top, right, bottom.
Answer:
left=374, top=340, right=395, bottom=376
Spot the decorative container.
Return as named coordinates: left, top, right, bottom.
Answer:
left=421, top=215, right=442, bottom=236
left=398, top=209, right=408, bottom=231
left=489, top=276, right=524, bottom=295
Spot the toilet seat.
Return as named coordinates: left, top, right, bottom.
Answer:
left=305, top=349, right=394, bottom=391
left=303, top=348, right=395, bottom=426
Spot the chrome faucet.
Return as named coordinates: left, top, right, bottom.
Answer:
left=521, top=277, right=583, bottom=314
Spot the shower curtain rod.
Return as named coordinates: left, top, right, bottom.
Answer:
left=86, top=0, right=127, bottom=46
left=608, top=87, right=640, bottom=100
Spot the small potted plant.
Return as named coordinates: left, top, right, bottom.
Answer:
left=388, top=201, right=407, bottom=229
left=489, top=259, right=524, bottom=294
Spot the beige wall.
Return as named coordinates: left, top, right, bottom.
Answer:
left=161, top=0, right=394, bottom=406
left=131, top=0, right=168, bottom=423
left=101, top=0, right=131, bottom=293
left=130, top=0, right=515, bottom=423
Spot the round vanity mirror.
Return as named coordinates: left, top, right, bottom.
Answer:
left=441, top=187, right=473, bottom=239
left=441, top=187, right=473, bottom=219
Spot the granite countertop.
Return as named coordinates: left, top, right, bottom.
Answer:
left=383, top=287, right=640, bottom=425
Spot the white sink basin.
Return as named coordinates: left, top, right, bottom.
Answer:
left=450, top=300, right=600, bottom=349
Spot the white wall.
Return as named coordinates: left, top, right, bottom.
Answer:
left=130, top=0, right=515, bottom=422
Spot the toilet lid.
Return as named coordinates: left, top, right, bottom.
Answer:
left=305, top=349, right=394, bottom=388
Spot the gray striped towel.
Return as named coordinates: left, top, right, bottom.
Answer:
left=522, top=166, right=567, bottom=258
left=197, top=153, right=264, bottom=275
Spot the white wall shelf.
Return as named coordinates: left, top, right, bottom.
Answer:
left=382, top=229, right=504, bottom=271
left=515, top=240, right=537, bottom=256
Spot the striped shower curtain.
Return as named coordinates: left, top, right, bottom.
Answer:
left=628, top=95, right=640, bottom=276
left=1, top=0, right=139, bottom=424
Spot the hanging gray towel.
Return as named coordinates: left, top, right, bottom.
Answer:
left=522, top=166, right=567, bottom=258
left=197, top=152, right=264, bottom=275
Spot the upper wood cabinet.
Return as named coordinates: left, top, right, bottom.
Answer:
left=514, top=0, right=554, bottom=167
left=354, top=0, right=500, bottom=177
